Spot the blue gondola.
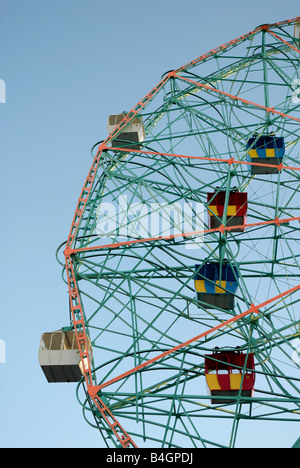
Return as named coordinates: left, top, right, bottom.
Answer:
left=246, top=133, right=285, bottom=174
left=194, top=262, right=239, bottom=310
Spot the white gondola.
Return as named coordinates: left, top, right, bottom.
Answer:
left=39, top=329, right=91, bottom=383
left=107, top=113, right=145, bottom=150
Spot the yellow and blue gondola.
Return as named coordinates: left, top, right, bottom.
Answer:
left=194, top=262, right=239, bottom=310
left=246, top=133, right=285, bottom=174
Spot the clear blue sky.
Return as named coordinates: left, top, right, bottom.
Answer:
left=0, top=0, right=299, bottom=448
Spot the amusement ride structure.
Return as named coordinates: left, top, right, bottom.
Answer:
left=39, top=17, right=300, bottom=448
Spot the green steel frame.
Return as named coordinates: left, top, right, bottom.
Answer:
left=57, top=18, right=300, bottom=448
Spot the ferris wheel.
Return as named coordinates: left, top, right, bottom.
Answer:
left=40, top=17, right=300, bottom=448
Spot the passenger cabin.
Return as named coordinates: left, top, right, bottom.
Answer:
left=194, top=262, right=239, bottom=310
left=107, top=113, right=145, bottom=150
left=246, top=133, right=285, bottom=174
left=207, top=190, right=247, bottom=232
left=39, top=329, right=91, bottom=383
left=205, top=350, right=255, bottom=404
